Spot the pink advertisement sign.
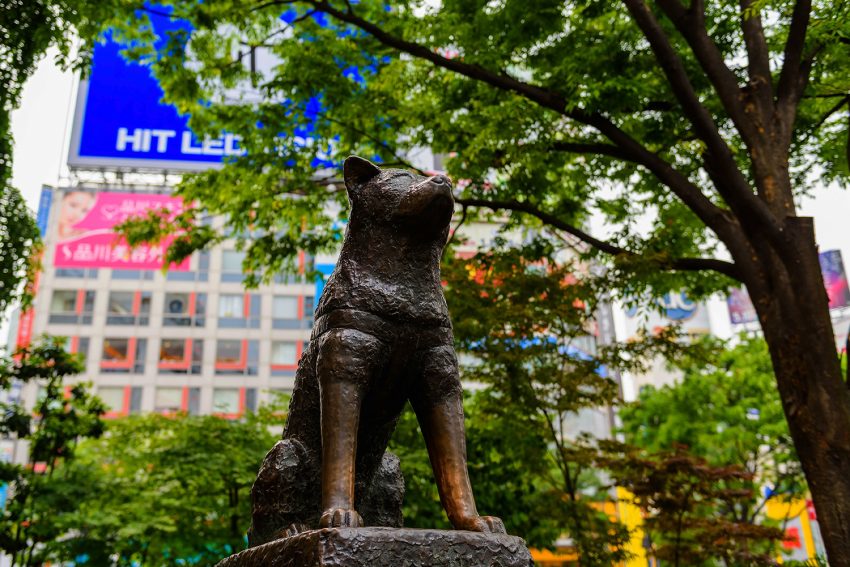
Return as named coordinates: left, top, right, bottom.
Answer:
left=54, top=191, right=190, bottom=271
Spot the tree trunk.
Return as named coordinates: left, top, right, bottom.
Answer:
left=748, top=221, right=850, bottom=566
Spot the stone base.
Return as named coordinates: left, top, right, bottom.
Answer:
left=216, top=527, right=533, bottom=567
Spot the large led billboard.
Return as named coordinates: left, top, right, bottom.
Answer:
left=67, top=11, right=244, bottom=171
left=53, top=190, right=189, bottom=271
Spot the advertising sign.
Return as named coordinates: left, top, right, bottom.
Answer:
left=625, top=292, right=698, bottom=321
left=53, top=190, right=189, bottom=271
left=36, top=186, right=53, bottom=237
left=67, top=11, right=244, bottom=171
left=728, top=249, right=850, bottom=325
left=726, top=287, right=758, bottom=325
left=819, top=249, right=850, bottom=310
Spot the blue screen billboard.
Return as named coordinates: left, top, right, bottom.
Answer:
left=68, top=11, right=244, bottom=171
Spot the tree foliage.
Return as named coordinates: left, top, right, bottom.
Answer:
left=33, top=407, right=285, bottom=566
left=601, top=443, right=786, bottom=567
left=0, top=185, right=39, bottom=318
left=0, top=337, right=105, bottom=566
left=620, top=337, right=806, bottom=504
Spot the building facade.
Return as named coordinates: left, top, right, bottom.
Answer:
left=16, top=186, right=316, bottom=428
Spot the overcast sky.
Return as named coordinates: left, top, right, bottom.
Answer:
left=10, top=50, right=850, bottom=279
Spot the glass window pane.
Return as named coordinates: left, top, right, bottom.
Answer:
left=155, top=388, right=182, bottom=412
left=218, top=295, right=244, bottom=318
left=160, top=339, right=186, bottom=362
left=83, top=291, right=96, bottom=313
left=195, top=293, right=207, bottom=316
left=102, top=339, right=130, bottom=362
left=272, top=296, right=298, bottom=319
left=164, top=293, right=190, bottom=315
left=50, top=290, right=77, bottom=313
left=99, top=387, right=125, bottom=413
left=216, top=340, right=242, bottom=364
left=213, top=389, right=240, bottom=414
left=222, top=251, right=245, bottom=272
left=139, top=292, right=152, bottom=315
left=271, top=342, right=298, bottom=365
left=108, top=292, right=134, bottom=315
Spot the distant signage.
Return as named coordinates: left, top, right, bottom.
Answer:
left=727, top=249, right=850, bottom=325
left=67, top=11, right=244, bottom=171
left=819, top=249, right=850, bottom=310
left=626, top=291, right=697, bottom=321
left=726, top=287, right=758, bottom=324
left=36, top=186, right=53, bottom=237
left=53, top=190, right=189, bottom=271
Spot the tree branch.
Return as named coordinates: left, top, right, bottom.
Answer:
left=656, top=0, right=766, bottom=144
left=620, top=0, right=784, bottom=244
left=550, top=141, right=635, bottom=161
left=273, top=0, right=746, bottom=243
left=738, top=0, right=774, bottom=111
left=455, top=196, right=741, bottom=280
left=776, top=0, right=813, bottom=110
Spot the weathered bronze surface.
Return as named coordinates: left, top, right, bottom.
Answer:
left=219, top=528, right=533, bottom=567
left=248, top=156, right=507, bottom=547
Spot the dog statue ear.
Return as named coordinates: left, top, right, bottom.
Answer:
left=343, top=156, right=381, bottom=196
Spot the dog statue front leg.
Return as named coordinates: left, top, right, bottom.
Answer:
left=410, top=345, right=506, bottom=534
left=316, top=328, right=382, bottom=528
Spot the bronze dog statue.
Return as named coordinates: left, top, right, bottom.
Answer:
left=248, top=156, right=504, bottom=545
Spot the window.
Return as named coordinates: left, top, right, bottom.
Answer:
left=273, top=296, right=298, bottom=319
left=106, top=291, right=151, bottom=325
left=163, top=292, right=206, bottom=327
left=111, top=269, right=154, bottom=281
left=61, top=337, right=90, bottom=363
left=48, top=290, right=95, bottom=324
left=101, top=338, right=146, bottom=373
left=102, top=338, right=130, bottom=364
left=218, top=294, right=244, bottom=318
left=99, top=387, right=126, bottom=417
left=215, top=340, right=259, bottom=375
left=216, top=340, right=242, bottom=365
left=56, top=268, right=98, bottom=278
left=129, top=387, right=143, bottom=414
left=187, top=387, right=201, bottom=415
left=245, top=388, right=257, bottom=413
left=50, top=290, right=76, bottom=314
left=158, top=339, right=203, bottom=374
left=271, top=341, right=298, bottom=366
left=94, top=387, right=139, bottom=418
left=167, top=251, right=211, bottom=283
left=272, top=296, right=311, bottom=329
left=221, top=250, right=246, bottom=282
left=213, top=388, right=240, bottom=415
left=218, top=294, right=260, bottom=328
left=159, top=339, right=186, bottom=363
left=155, top=387, right=183, bottom=414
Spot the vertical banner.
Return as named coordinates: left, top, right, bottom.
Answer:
left=13, top=187, right=54, bottom=351
left=819, top=250, right=850, bottom=310
left=36, top=186, right=53, bottom=237
left=726, top=287, right=758, bottom=324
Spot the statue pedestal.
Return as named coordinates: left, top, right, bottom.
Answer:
left=216, top=527, right=533, bottom=567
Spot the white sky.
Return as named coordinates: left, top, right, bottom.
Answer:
left=9, top=50, right=850, bottom=293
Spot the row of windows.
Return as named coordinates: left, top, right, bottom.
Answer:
left=67, top=337, right=302, bottom=375
left=49, top=290, right=314, bottom=328
left=55, top=251, right=311, bottom=284
left=67, top=385, right=274, bottom=417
